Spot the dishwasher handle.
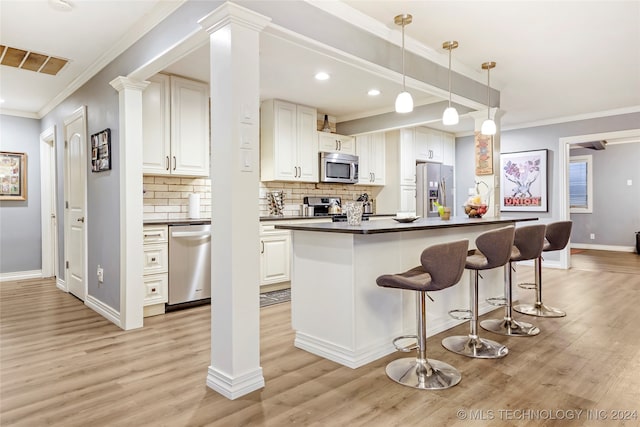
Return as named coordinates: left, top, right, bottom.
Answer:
left=171, top=231, right=211, bottom=239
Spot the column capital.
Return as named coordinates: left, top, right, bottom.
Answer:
left=199, top=2, right=271, bottom=35
left=109, top=76, right=149, bottom=93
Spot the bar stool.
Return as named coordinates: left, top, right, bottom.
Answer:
left=442, top=226, right=514, bottom=359
left=514, top=221, right=572, bottom=317
left=480, top=224, right=546, bottom=336
left=376, top=239, right=469, bottom=390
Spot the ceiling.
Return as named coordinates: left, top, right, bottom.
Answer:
left=1, top=0, right=639, bottom=134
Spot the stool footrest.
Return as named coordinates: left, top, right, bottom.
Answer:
left=392, top=335, right=418, bottom=352
left=487, top=296, right=507, bottom=306
left=448, top=309, right=471, bottom=321
left=518, top=282, right=536, bottom=290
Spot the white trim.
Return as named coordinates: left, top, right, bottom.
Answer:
left=85, top=295, right=122, bottom=328
left=37, top=1, right=186, bottom=118
left=569, top=154, right=593, bottom=214
left=40, top=126, right=58, bottom=279
left=56, top=277, right=67, bottom=292
left=0, top=270, right=43, bottom=282
left=206, top=366, right=265, bottom=400
left=504, top=107, right=640, bottom=133
left=0, top=109, right=39, bottom=119
left=571, top=243, right=636, bottom=253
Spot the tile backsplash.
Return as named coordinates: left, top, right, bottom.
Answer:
left=143, top=175, right=382, bottom=220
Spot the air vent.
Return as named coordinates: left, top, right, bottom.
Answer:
left=0, top=45, right=69, bottom=76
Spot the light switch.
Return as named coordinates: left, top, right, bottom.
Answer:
left=240, top=148, right=252, bottom=172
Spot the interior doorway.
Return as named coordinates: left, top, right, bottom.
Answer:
left=40, top=126, right=58, bottom=279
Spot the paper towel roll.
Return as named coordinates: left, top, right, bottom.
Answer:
left=188, top=193, right=201, bottom=219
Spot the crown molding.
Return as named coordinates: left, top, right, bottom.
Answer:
left=0, top=109, right=39, bottom=119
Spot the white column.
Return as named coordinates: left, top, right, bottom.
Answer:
left=469, top=108, right=504, bottom=217
left=199, top=3, right=271, bottom=400
left=109, top=77, right=149, bottom=330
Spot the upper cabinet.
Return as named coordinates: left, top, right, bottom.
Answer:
left=400, top=128, right=416, bottom=186
left=442, top=132, right=455, bottom=166
left=318, top=132, right=355, bottom=155
left=355, top=132, right=386, bottom=186
left=261, top=99, right=318, bottom=183
left=415, top=127, right=443, bottom=163
left=142, top=74, right=210, bottom=177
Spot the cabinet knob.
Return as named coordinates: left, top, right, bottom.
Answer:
left=151, top=287, right=156, bottom=293
left=151, top=257, right=156, bottom=262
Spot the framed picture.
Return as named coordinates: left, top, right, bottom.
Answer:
left=474, top=132, right=493, bottom=175
left=91, top=128, right=111, bottom=172
left=0, top=151, right=27, bottom=201
left=500, top=149, right=548, bottom=212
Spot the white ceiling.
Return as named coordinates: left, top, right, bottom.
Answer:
left=1, top=0, right=639, bottom=134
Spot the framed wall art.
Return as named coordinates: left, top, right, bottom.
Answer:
left=0, top=151, right=27, bottom=201
left=91, top=128, right=111, bottom=172
left=474, top=132, right=493, bottom=175
left=500, top=149, right=548, bottom=212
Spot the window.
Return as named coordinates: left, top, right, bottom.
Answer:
left=569, top=155, right=593, bottom=213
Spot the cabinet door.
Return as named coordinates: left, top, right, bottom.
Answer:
left=296, top=105, right=319, bottom=182
left=414, top=127, right=429, bottom=162
left=400, top=185, right=416, bottom=213
left=272, top=100, right=298, bottom=180
left=142, top=74, right=171, bottom=175
left=337, top=135, right=355, bottom=154
left=143, top=273, right=168, bottom=306
left=318, top=132, right=340, bottom=152
left=170, top=76, right=210, bottom=177
left=442, top=132, right=455, bottom=166
left=355, top=134, right=371, bottom=184
left=370, top=132, right=386, bottom=185
left=400, top=128, right=416, bottom=186
left=260, top=232, right=291, bottom=285
left=426, top=129, right=444, bottom=163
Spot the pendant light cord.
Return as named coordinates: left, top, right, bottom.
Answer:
left=448, top=48, right=452, bottom=106
left=401, top=21, right=406, bottom=91
left=486, top=67, right=491, bottom=119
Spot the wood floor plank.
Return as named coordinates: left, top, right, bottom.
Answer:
left=1, top=250, right=639, bottom=426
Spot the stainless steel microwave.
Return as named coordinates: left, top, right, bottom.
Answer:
left=320, top=152, right=359, bottom=184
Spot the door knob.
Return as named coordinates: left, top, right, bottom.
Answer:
left=77, top=217, right=85, bottom=223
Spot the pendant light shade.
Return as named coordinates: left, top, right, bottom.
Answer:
left=394, top=14, right=413, bottom=114
left=442, top=41, right=459, bottom=125
left=481, top=61, right=497, bottom=136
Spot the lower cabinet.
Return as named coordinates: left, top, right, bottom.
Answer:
left=143, top=225, right=168, bottom=316
left=260, top=225, right=291, bottom=287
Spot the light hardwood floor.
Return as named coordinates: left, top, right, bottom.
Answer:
left=1, top=251, right=639, bottom=426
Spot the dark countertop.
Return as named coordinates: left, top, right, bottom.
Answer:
left=274, top=215, right=538, bottom=235
left=259, top=214, right=395, bottom=221
left=144, top=218, right=211, bottom=225
left=143, top=214, right=395, bottom=226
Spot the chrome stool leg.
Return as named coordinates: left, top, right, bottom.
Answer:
left=386, top=291, right=461, bottom=389
left=442, top=271, right=508, bottom=359
left=513, top=257, right=566, bottom=317
left=481, top=262, right=540, bottom=336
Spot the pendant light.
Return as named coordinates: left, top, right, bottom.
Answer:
left=442, top=40, right=459, bottom=125
left=394, top=14, right=413, bottom=113
left=481, top=61, right=497, bottom=136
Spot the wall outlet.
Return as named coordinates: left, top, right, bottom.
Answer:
left=590, top=233, right=595, bottom=240
left=97, top=265, right=104, bottom=283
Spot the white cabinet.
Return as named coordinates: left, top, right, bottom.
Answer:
left=318, top=132, right=355, bottom=154
left=142, top=74, right=210, bottom=177
left=355, top=132, right=385, bottom=185
left=415, top=127, right=443, bottom=163
left=143, top=225, right=168, bottom=315
left=442, top=132, right=455, bottom=166
left=260, top=226, right=291, bottom=286
left=261, top=100, right=318, bottom=182
left=400, top=185, right=417, bottom=212
left=400, top=128, right=416, bottom=186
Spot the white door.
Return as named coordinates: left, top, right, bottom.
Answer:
left=40, top=127, right=58, bottom=279
left=64, top=107, right=87, bottom=301
left=296, top=105, right=319, bottom=182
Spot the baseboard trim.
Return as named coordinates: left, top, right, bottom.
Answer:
left=56, top=277, right=67, bottom=292
left=571, top=243, right=635, bottom=252
left=0, top=270, right=43, bottom=282
left=85, top=295, right=122, bottom=328
left=206, top=366, right=265, bottom=400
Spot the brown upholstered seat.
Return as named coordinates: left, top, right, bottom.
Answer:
left=514, top=221, right=572, bottom=318
left=442, top=225, right=514, bottom=359
left=481, top=224, right=546, bottom=337
left=375, top=239, right=468, bottom=390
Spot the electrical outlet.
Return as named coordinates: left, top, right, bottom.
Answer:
left=97, top=265, right=104, bottom=283
left=590, top=233, right=595, bottom=240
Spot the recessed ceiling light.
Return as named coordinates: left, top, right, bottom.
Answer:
left=368, top=89, right=381, bottom=96
left=314, top=72, right=330, bottom=81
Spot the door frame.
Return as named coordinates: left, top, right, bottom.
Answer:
left=40, top=126, right=58, bottom=279
left=63, top=106, right=88, bottom=299
left=558, top=128, right=640, bottom=267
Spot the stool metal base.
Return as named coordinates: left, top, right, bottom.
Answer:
left=513, top=302, right=566, bottom=318
left=480, top=318, right=540, bottom=337
left=442, top=335, right=508, bottom=359
left=385, top=357, right=461, bottom=390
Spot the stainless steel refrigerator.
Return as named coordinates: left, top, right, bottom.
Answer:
left=416, top=163, right=454, bottom=218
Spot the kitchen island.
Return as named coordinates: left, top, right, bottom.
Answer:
left=275, top=216, right=537, bottom=368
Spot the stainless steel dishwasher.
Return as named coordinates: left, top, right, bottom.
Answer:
left=168, top=223, right=211, bottom=308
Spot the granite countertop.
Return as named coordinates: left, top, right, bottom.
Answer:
left=259, top=214, right=395, bottom=221
left=274, top=215, right=538, bottom=235
left=143, top=214, right=395, bottom=226
left=144, top=218, right=212, bottom=225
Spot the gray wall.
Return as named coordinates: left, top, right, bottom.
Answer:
left=0, top=115, right=42, bottom=273
left=570, top=143, right=640, bottom=246
left=455, top=112, right=640, bottom=250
